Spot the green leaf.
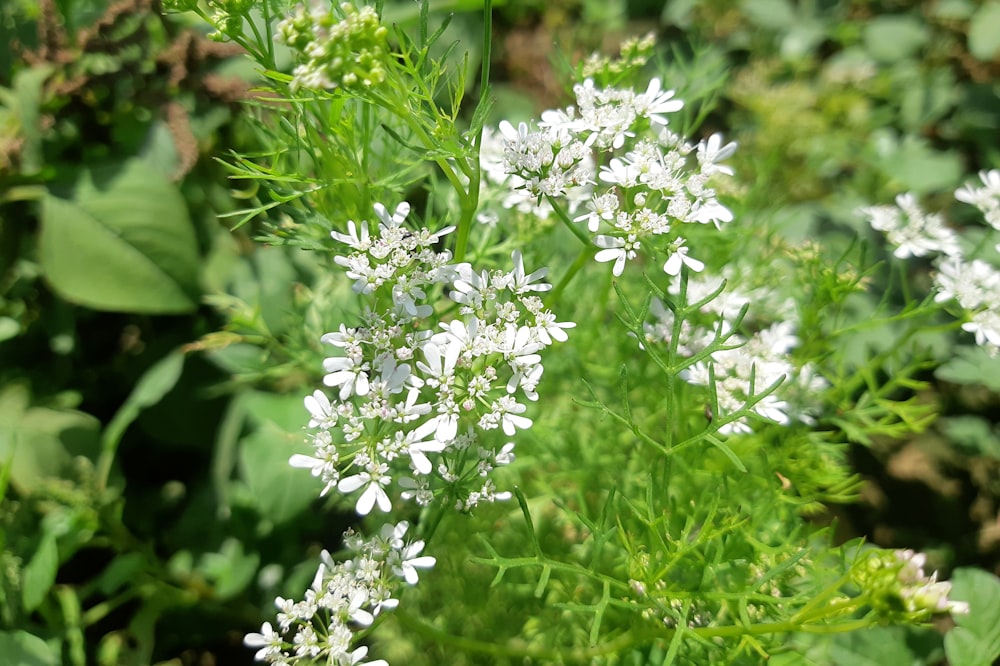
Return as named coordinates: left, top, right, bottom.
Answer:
left=945, top=568, right=1000, bottom=666
left=239, top=420, right=317, bottom=525
left=740, top=0, right=797, bottom=30
left=870, top=131, right=962, bottom=193
left=39, top=159, right=200, bottom=313
left=863, top=15, right=930, bottom=63
left=94, top=552, right=147, bottom=596
left=935, top=345, right=1000, bottom=391
left=22, top=532, right=59, bottom=611
left=938, top=416, right=1000, bottom=458
left=0, top=393, right=101, bottom=495
left=242, top=390, right=310, bottom=431
left=0, top=631, right=59, bottom=666
left=828, top=625, right=942, bottom=665
left=968, top=2, right=1000, bottom=61
left=197, top=538, right=260, bottom=600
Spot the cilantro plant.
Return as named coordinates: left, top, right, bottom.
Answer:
left=160, top=0, right=1000, bottom=663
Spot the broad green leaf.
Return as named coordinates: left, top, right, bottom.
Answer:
left=932, top=0, right=975, bottom=20
left=945, top=568, right=1000, bottom=666
left=242, top=390, right=309, bottom=431
left=196, top=538, right=260, bottom=600
left=863, top=15, right=930, bottom=63
left=938, top=416, right=1000, bottom=458
left=740, top=0, right=797, bottom=30
left=0, top=402, right=101, bottom=495
left=22, top=532, right=58, bottom=611
left=239, top=420, right=317, bottom=525
left=828, top=625, right=942, bottom=665
left=871, top=131, right=962, bottom=193
left=0, top=631, right=59, bottom=666
left=968, top=2, right=1000, bottom=61
left=228, top=247, right=298, bottom=337
left=39, top=159, right=200, bottom=313
left=95, top=552, right=147, bottom=596
left=935, top=345, right=1000, bottom=391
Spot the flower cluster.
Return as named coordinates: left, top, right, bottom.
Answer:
left=477, top=125, right=593, bottom=225
left=861, top=170, right=1000, bottom=354
left=277, top=1, right=389, bottom=92
left=643, top=277, right=825, bottom=435
left=497, top=78, right=737, bottom=279
left=245, top=521, right=434, bottom=665
left=860, top=193, right=960, bottom=259
left=290, top=202, right=573, bottom=514
left=956, top=169, right=1000, bottom=232
left=854, top=548, right=970, bottom=620
left=578, top=32, right=657, bottom=80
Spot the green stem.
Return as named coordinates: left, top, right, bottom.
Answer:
left=550, top=245, right=593, bottom=302
left=452, top=0, right=492, bottom=262
left=545, top=194, right=592, bottom=246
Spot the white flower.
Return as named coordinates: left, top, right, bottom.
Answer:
left=594, top=234, right=639, bottom=276
left=662, top=241, right=704, bottom=275
left=575, top=192, right=619, bottom=232
left=533, top=310, right=575, bottom=345
left=342, top=645, right=388, bottom=666
left=330, top=219, right=371, bottom=250
left=696, top=133, right=737, bottom=176
left=389, top=538, right=436, bottom=585
left=955, top=169, right=1000, bottom=230
left=963, top=309, right=1000, bottom=349
left=402, top=419, right=447, bottom=475
left=416, top=339, right=461, bottom=387
left=498, top=396, right=532, bottom=435
left=289, top=437, right=340, bottom=496
left=338, top=461, right=392, bottom=515
left=304, top=390, right=337, bottom=429
left=861, top=193, right=961, bottom=258
left=244, top=622, right=283, bottom=662
left=691, top=198, right=734, bottom=227
left=493, top=442, right=516, bottom=466
left=599, top=158, right=641, bottom=187
left=508, top=250, right=552, bottom=293
left=323, top=356, right=371, bottom=400
left=373, top=201, right=411, bottom=230
left=633, top=78, right=684, bottom=125
left=933, top=257, right=1000, bottom=310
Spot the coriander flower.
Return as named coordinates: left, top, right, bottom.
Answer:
left=323, top=355, right=371, bottom=400
left=373, top=201, right=411, bottom=230
left=955, top=169, right=1000, bottom=230
left=244, top=622, right=283, bottom=662
left=861, top=193, right=960, bottom=258
left=338, top=461, right=392, bottom=515
left=508, top=250, right=552, bottom=293
left=662, top=240, right=704, bottom=275
left=697, top=133, right=738, bottom=176
left=389, top=538, right=436, bottom=585
left=289, top=433, right=340, bottom=496
left=304, top=389, right=338, bottom=429
left=633, top=78, right=684, bottom=126
left=594, top=234, right=640, bottom=276
left=343, top=645, right=388, bottom=666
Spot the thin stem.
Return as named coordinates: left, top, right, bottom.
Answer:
left=545, top=194, right=592, bottom=245
left=453, top=0, right=492, bottom=262
left=550, top=245, right=593, bottom=302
